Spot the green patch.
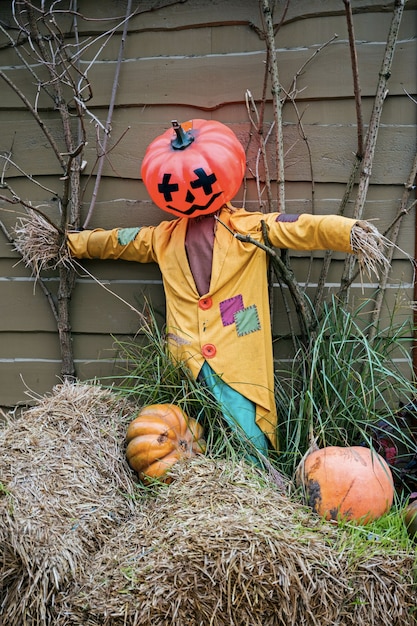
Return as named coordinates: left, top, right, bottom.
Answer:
left=117, top=227, right=141, bottom=246
left=235, top=304, right=261, bottom=336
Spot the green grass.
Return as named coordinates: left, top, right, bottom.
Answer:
left=104, top=310, right=255, bottom=464
left=103, top=298, right=417, bottom=488
left=97, top=298, right=417, bottom=564
left=329, top=499, right=416, bottom=574
left=274, top=297, right=417, bottom=482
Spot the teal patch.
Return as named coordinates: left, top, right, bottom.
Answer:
left=117, top=227, right=141, bottom=246
left=234, top=304, right=261, bottom=336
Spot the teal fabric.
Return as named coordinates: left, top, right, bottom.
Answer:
left=199, top=361, right=269, bottom=456
left=117, top=227, right=141, bottom=246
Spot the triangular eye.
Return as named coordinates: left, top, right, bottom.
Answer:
left=185, top=190, right=195, bottom=203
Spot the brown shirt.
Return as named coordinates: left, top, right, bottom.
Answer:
left=185, top=213, right=217, bottom=296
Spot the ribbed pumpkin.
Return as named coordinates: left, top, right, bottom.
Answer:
left=125, top=404, right=206, bottom=483
left=301, top=446, right=394, bottom=524
left=141, top=119, right=246, bottom=218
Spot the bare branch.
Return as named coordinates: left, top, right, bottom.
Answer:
left=0, top=153, right=59, bottom=196
left=245, top=90, right=274, bottom=211
left=0, top=192, right=63, bottom=232
left=83, top=0, right=133, bottom=229
left=261, top=0, right=285, bottom=212
left=0, top=68, right=66, bottom=170
left=367, top=149, right=417, bottom=341
left=339, top=0, right=405, bottom=305
left=286, top=34, right=338, bottom=101
left=343, top=0, right=364, bottom=158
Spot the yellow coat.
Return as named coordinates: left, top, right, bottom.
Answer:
left=67, top=206, right=356, bottom=449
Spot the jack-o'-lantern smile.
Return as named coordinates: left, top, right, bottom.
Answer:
left=167, top=192, right=222, bottom=216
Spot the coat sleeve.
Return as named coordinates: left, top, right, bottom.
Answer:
left=67, top=226, right=157, bottom=263
left=263, top=213, right=356, bottom=253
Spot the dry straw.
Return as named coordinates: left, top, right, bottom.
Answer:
left=0, top=380, right=137, bottom=626
left=55, top=457, right=415, bottom=626
left=350, top=220, right=391, bottom=280
left=13, top=209, right=73, bottom=278
left=1, top=382, right=415, bottom=626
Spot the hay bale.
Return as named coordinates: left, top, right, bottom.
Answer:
left=0, top=380, right=137, bottom=626
left=56, top=458, right=416, bottom=626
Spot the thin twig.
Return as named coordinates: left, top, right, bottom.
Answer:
left=0, top=68, right=66, bottom=170
left=343, top=0, right=364, bottom=158
left=261, top=222, right=308, bottom=350
left=245, top=90, right=273, bottom=211
left=0, top=193, right=63, bottom=232
left=340, top=0, right=405, bottom=304
left=0, top=22, right=56, bottom=102
left=0, top=154, right=59, bottom=195
left=72, top=259, right=147, bottom=323
left=315, top=158, right=361, bottom=312
left=0, top=218, right=14, bottom=243
left=367, top=150, right=417, bottom=341
left=215, top=215, right=312, bottom=342
left=261, top=0, right=285, bottom=212
left=83, top=0, right=133, bottom=229
left=286, top=34, right=339, bottom=101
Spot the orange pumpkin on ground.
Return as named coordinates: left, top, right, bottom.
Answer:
left=301, top=445, right=394, bottom=524
left=126, top=404, right=206, bottom=483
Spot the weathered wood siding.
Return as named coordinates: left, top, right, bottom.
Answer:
left=0, top=0, right=416, bottom=405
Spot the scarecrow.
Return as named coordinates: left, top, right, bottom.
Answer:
left=67, top=119, right=387, bottom=457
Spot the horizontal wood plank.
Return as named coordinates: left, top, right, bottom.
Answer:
left=0, top=331, right=141, bottom=360
left=0, top=0, right=414, bottom=407
left=0, top=286, right=414, bottom=406
left=0, top=357, right=133, bottom=407
left=0, top=263, right=412, bottom=333
left=1, top=332, right=414, bottom=408
left=0, top=116, right=414, bottom=185
left=0, top=36, right=414, bottom=110
left=0, top=1, right=414, bottom=40
left=0, top=182, right=413, bottom=260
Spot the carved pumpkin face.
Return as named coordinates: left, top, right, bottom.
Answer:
left=141, top=119, right=246, bottom=218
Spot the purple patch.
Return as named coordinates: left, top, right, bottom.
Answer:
left=276, top=214, right=300, bottom=223
left=220, top=294, right=244, bottom=326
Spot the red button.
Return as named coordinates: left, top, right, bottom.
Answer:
left=199, top=297, right=213, bottom=310
left=202, top=343, right=216, bottom=358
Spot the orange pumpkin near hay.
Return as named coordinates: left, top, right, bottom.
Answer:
left=301, top=445, right=394, bottom=524
left=125, top=403, right=206, bottom=483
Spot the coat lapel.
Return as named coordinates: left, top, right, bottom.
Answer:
left=210, top=208, right=234, bottom=293
left=169, top=209, right=234, bottom=297
left=171, top=218, right=199, bottom=296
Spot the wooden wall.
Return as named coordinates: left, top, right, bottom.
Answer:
left=0, top=0, right=416, bottom=406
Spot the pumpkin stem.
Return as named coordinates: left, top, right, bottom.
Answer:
left=171, top=120, right=194, bottom=150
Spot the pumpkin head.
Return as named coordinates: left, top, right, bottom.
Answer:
left=125, top=403, right=206, bottom=483
left=141, top=119, right=246, bottom=218
left=300, top=446, right=394, bottom=524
